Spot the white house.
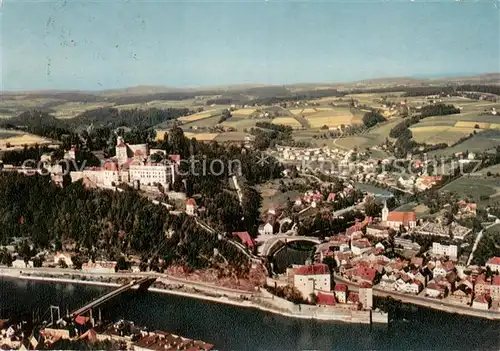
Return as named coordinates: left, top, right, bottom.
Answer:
left=12, top=258, right=33, bottom=269
left=334, top=283, right=348, bottom=303
left=432, top=243, right=458, bottom=260
left=186, top=198, right=197, bottom=216
left=82, top=260, right=116, bottom=274
left=293, top=264, right=331, bottom=300
left=406, top=280, right=423, bottom=294
left=258, top=223, right=274, bottom=236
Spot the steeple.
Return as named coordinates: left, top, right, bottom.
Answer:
left=382, top=199, right=389, bottom=222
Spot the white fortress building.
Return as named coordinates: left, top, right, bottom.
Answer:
left=71, top=137, right=178, bottom=190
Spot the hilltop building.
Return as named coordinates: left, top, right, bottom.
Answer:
left=70, top=137, right=177, bottom=190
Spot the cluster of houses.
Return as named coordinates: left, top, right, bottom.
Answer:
left=314, top=219, right=500, bottom=312
left=284, top=263, right=374, bottom=311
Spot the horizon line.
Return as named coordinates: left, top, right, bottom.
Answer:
left=2, top=71, right=499, bottom=94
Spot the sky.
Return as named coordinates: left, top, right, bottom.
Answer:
left=1, top=0, right=499, bottom=91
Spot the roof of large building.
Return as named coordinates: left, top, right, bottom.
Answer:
left=334, top=283, right=347, bottom=292
left=186, top=198, right=197, bottom=206
left=295, top=263, right=329, bottom=276
left=316, top=291, right=336, bottom=305
left=387, top=211, right=416, bottom=225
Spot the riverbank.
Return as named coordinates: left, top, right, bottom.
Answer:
left=335, top=275, right=500, bottom=320
left=0, top=268, right=377, bottom=323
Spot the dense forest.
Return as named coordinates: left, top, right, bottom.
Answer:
left=362, top=111, right=386, bottom=128
left=0, top=172, right=251, bottom=274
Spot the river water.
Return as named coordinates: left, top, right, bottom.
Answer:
left=0, top=277, right=499, bottom=350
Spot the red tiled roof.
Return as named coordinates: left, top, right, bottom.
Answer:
left=487, top=257, right=500, bottom=265
left=186, top=198, right=197, bottom=206
left=334, top=283, right=347, bottom=292
left=355, top=264, right=377, bottom=283
left=103, top=161, right=119, bottom=171
left=386, top=211, right=416, bottom=225
left=75, top=315, right=89, bottom=326
left=492, top=275, right=500, bottom=286
left=295, top=263, right=329, bottom=276
left=232, top=232, right=254, bottom=248
left=316, top=291, right=336, bottom=305
left=117, top=141, right=127, bottom=148
left=169, top=154, right=181, bottom=164
left=474, top=295, right=489, bottom=304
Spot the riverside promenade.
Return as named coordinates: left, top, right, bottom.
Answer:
left=334, top=275, right=500, bottom=320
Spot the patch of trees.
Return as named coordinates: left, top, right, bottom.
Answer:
left=401, top=85, right=500, bottom=97
left=73, top=107, right=190, bottom=129
left=419, top=104, right=460, bottom=118
left=250, top=123, right=292, bottom=150
left=362, top=111, right=386, bottom=128
left=0, top=172, right=250, bottom=273
left=218, top=109, right=232, bottom=123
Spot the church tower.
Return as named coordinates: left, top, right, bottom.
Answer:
left=116, top=137, right=128, bottom=165
left=382, top=200, right=389, bottom=222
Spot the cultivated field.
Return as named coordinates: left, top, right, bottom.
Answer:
left=232, top=108, right=256, bottom=117
left=184, top=132, right=219, bottom=141
left=441, top=177, right=500, bottom=205
left=290, top=108, right=317, bottom=116
left=271, top=117, right=302, bottom=129
left=409, top=125, right=477, bottom=145
left=221, top=117, right=269, bottom=130
left=178, top=109, right=219, bottom=122
left=305, top=108, right=355, bottom=128
left=181, top=115, right=222, bottom=129
left=214, top=132, right=251, bottom=142
left=52, top=102, right=116, bottom=119
left=0, top=132, right=57, bottom=149
left=332, top=117, right=402, bottom=150
left=428, top=130, right=500, bottom=158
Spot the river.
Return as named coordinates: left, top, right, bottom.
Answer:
left=0, top=277, right=499, bottom=350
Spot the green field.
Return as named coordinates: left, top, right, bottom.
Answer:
left=427, top=130, right=500, bottom=157
left=441, top=177, right=500, bottom=204
left=180, top=115, right=222, bottom=129
left=221, top=116, right=269, bottom=130
left=332, top=117, right=402, bottom=149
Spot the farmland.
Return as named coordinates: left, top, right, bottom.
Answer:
left=232, top=108, right=256, bottom=117
left=221, top=116, right=269, bottom=130
left=155, top=129, right=219, bottom=142
left=409, top=125, right=477, bottom=145
left=271, top=117, right=302, bottom=129
left=441, top=177, right=500, bottom=205
left=427, top=130, right=500, bottom=157
left=178, top=109, right=219, bottom=122
left=332, top=117, right=402, bottom=150
left=0, top=130, right=58, bottom=150
left=305, top=108, right=355, bottom=128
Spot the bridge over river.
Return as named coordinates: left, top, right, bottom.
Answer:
left=53, top=277, right=157, bottom=325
